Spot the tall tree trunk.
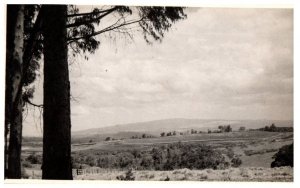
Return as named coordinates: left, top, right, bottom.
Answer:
left=7, top=90, right=23, bottom=179
left=6, top=5, right=24, bottom=179
left=42, top=5, right=72, bottom=180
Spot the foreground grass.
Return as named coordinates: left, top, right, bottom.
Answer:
left=72, top=167, right=292, bottom=182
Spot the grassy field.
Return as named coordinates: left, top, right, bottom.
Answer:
left=22, top=131, right=293, bottom=181
left=24, top=166, right=293, bottom=181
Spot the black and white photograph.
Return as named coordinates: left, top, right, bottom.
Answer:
left=2, top=0, right=295, bottom=183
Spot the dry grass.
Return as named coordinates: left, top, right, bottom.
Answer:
left=71, top=167, right=292, bottom=181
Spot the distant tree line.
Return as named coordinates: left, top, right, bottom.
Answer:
left=257, top=124, right=293, bottom=132
left=160, top=125, right=237, bottom=137
left=216, top=125, right=232, bottom=133
left=160, top=129, right=204, bottom=137
left=131, top=134, right=155, bottom=139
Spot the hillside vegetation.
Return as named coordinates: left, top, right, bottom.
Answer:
left=21, top=129, right=293, bottom=181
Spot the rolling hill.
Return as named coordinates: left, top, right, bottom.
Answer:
left=72, top=118, right=293, bottom=137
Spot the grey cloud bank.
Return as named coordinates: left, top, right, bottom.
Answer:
left=23, top=7, right=293, bottom=136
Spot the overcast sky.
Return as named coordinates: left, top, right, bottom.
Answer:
left=23, top=7, right=293, bottom=136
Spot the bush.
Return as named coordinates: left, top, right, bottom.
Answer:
left=26, top=154, right=42, bottom=164
left=218, top=125, right=232, bottom=132
left=231, top=157, right=242, bottom=167
left=226, top=147, right=234, bottom=159
left=140, top=155, right=153, bottom=169
left=22, top=161, right=32, bottom=168
left=116, top=169, right=135, bottom=180
left=85, top=155, right=96, bottom=167
left=271, top=144, right=293, bottom=168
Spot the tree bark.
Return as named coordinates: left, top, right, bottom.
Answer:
left=42, top=5, right=72, bottom=180
left=6, top=5, right=24, bottom=179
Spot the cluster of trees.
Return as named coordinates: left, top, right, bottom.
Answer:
left=71, top=142, right=241, bottom=171
left=160, top=125, right=237, bottom=137
left=160, top=129, right=205, bottom=137
left=105, top=134, right=155, bottom=141
left=239, top=126, right=246, bottom=131
left=259, top=124, right=293, bottom=132
left=218, top=125, right=232, bottom=133
left=5, top=5, right=186, bottom=179
left=207, top=125, right=233, bottom=134
left=160, top=131, right=177, bottom=137
left=191, top=129, right=202, bottom=134
left=131, top=134, right=155, bottom=139
left=159, top=125, right=248, bottom=137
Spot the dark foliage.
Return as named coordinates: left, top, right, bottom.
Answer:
left=258, top=124, right=293, bottom=132
left=72, top=142, right=230, bottom=171
left=67, top=5, right=186, bottom=57
left=26, top=153, right=42, bottom=164
left=271, top=144, right=293, bottom=168
left=231, top=157, right=242, bottom=167
left=218, top=125, right=232, bottom=133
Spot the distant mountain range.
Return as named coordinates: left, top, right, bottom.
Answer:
left=72, top=118, right=293, bottom=137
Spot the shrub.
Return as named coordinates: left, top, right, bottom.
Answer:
left=22, top=161, right=32, bottom=168
left=131, top=149, right=141, bottom=159
left=140, top=155, right=153, bottom=169
left=116, top=169, right=135, bottom=181
left=218, top=125, right=232, bottom=132
left=226, top=147, right=234, bottom=159
left=26, top=154, right=42, bottom=164
left=85, top=155, right=96, bottom=167
left=118, top=153, right=134, bottom=169
left=231, top=157, right=242, bottom=167
left=271, top=144, right=293, bottom=168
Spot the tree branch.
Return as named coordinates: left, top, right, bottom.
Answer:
left=67, top=18, right=145, bottom=43
left=66, top=7, right=118, bottom=28
left=67, top=7, right=117, bottom=17
left=24, top=99, right=43, bottom=108
left=10, top=6, right=44, bottom=124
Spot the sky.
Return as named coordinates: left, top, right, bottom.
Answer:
left=22, top=7, right=293, bottom=136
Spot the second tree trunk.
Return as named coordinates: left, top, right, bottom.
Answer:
left=42, top=5, right=72, bottom=180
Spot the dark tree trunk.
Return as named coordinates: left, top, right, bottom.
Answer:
left=6, top=5, right=24, bottom=179
left=42, top=5, right=72, bottom=180
left=7, top=91, right=23, bottom=178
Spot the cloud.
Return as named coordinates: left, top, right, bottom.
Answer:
left=24, top=7, right=293, bottom=135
